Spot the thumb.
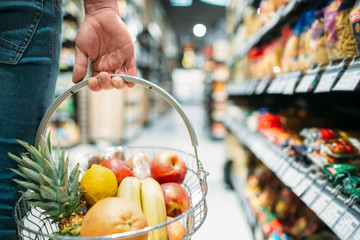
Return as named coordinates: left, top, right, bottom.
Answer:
left=72, top=46, right=89, bottom=83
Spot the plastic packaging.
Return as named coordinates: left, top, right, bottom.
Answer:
left=350, top=0, right=360, bottom=53
left=322, top=163, right=358, bottom=184
left=324, top=0, right=358, bottom=60
left=320, top=138, right=359, bottom=160
left=309, top=9, right=331, bottom=65
left=298, top=10, right=317, bottom=70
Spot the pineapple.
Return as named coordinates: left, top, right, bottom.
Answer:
left=8, top=135, right=83, bottom=236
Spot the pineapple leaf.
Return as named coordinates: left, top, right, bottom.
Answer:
left=43, top=209, right=63, bottom=221
left=42, top=157, right=59, bottom=185
left=56, top=187, right=69, bottom=204
left=18, top=166, right=40, bottom=184
left=28, top=200, right=62, bottom=211
left=8, top=153, right=43, bottom=174
left=46, top=134, right=52, bottom=155
left=13, top=179, right=40, bottom=192
left=39, top=173, right=57, bottom=188
left=9, top=168, right=32, bottom=182
left=61, top=156, right=69, bottom=188
left=54, top=146, right=61, bottom=176
left=21, top=191, right=42, bottom=201
left=40, top=185, right=57, bottom=201
left=40, top=136, right=55, bottom=169
left=14, top=139, right=44, bottom=168
left=19, top=153, right=44, bottom=173
left=69, top=164, right=80, bottom=193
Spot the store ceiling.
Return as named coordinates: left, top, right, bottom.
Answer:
left=160, top=0, right=226, bottom=47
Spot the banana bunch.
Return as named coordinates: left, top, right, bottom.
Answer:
left=118, top=177, right=168, bottom=240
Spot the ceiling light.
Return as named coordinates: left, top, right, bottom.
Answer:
left=200, top=0, right=229, bottom=6
left=193, top=24, right=206, bottom=37
left=170, top=0, right=192, bottom=7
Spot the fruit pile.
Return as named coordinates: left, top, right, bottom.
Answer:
left=9, top=136, right=191, bottom=240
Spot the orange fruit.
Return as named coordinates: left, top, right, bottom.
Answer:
left=80, top=164, right=118, bottom=206
left=80, top=197, right=148, bottom=240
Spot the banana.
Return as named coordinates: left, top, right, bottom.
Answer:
left=117, top=176, right=142, bottom=210
left=141, top=177, right=168, bottom=240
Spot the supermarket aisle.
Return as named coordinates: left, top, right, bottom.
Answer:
left=126, top=104, right=253, bottom=240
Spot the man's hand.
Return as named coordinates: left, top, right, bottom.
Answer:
left=73, top=1, right=136, bottom=91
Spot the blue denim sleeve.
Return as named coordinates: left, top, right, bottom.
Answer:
left=0, top=0, right=63, bottom=239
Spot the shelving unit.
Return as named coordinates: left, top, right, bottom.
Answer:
left=224, top=117, right=360, bottom=240
left=225, top=0, right=360, bottom=239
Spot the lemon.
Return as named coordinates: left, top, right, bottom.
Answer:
left=80, top=164, right=118, bottom=206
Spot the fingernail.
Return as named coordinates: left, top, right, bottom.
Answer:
left=99, top=75, right=106, bottom=83
left=89, top=81, right=97, bottom=88
left=113, top=79, right=119, bottom=88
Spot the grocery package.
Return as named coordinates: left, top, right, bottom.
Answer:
left=309, top=9, right=331, bottom=65
left=281, top=21, right=302, bottom=72
left=322, top=163, right=359, bottom=184
left=245, top=164, right=330, bottom=239
left=350, top=0, right=360, bottom=53
left=324, top=0, right=358, bottom=60
left=298, top=10, right=317, bottom=70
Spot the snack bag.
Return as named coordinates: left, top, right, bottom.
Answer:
left=309, top=9, right=331, bottom=64
left=325, top=0, right=357, bottom=60
left=350, top=0, right=360, bottom=53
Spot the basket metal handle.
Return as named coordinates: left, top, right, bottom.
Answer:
left=35, top=74, right=208, bottom=181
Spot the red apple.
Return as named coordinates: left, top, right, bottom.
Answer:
left=150, top=150, right=187, bottom=184
left=100, top=157, right=134, bottom=185
left=167, top=216, right=186, bottom=240
left=161, top=182, right=190, bottom=217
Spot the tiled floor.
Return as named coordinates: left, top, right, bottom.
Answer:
left=70, top=104, right=253, bottom=240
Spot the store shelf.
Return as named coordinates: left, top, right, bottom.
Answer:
left=230, top=167, right=264, bottom=240
left=228, top=57, right=360, bottom=97
left=224, top=116, right=360, bottom=240
left=230, top=0, right=328, bottom=64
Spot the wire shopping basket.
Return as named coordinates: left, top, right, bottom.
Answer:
left=13, top=75, right=209, bottom=240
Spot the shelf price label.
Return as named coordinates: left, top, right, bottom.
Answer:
left=349, top=226, right=360, bottom=240
left=319, top=200, right=346, bottom=227
left=276, top=161, right=290, bottom=179
left=314, top=71, right=340, bottom=93
left=333, top=211, right=359, bottom=239
left=281, top=167, right=305, bottom=189
left=270, top=155, right=285, bottom=173
left=310, top=192, right=333, bottom=215
left=301, top=184, right=321, bottom=205
left=295, top=74, right=317, bottom=93
left=293, top=177, right=313, bottom=197
left=283, top=71, right=302, bottom=95
left=267, top=75, right=283, bottom=94
left=255, top=77, right=269, bottom=95
left=333, top=68, right=360, bottom=91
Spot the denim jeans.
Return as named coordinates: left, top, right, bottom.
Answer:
left=0, top=0, right=63, bottom=239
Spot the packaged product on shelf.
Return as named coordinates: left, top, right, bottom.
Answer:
left=350, top=0, right=360, bottom=53
left=298, top=10, right=316, bottom=70
left=321, top=163, right=359, bottom=184
left=324, top=0, right=358, bottom=60
left=263, top=28, right=292, bottom=76
left=309, top=9, right=331, bottom=65
left=300, top=128, right=338, bottom=150
left=342, top=173, right=360, bottom=196
left=281, top=16, right=305, bottom=72
left=321, top=138, right=359, bottom=159
left=248, top=47, right=265, bottom=79
left=243, top=6, right=261, bottom=39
